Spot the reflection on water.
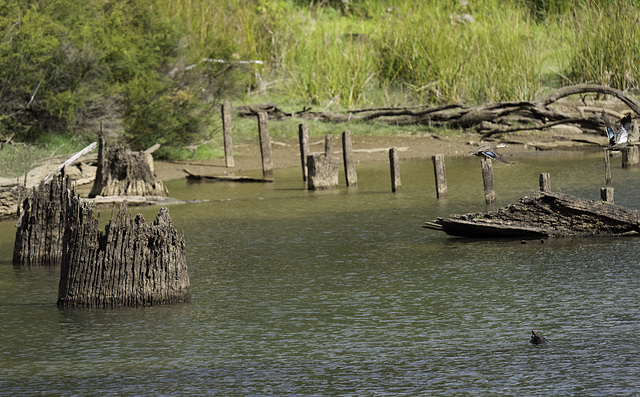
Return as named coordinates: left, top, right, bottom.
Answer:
left=2, top=151, right=640, bottom=395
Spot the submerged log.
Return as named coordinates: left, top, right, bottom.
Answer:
left=58, top=200, right=190, bottom=308
left=423, top=191, right=640, bottom=238
left=89, top=137, right=168, bottom=198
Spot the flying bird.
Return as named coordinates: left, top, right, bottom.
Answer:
left=467, top=143, right=513, bottom=164
left=603, top=113, right=632, bottom=150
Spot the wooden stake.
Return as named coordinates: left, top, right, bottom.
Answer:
left=539, top=173, right=551, bottom=192
left=481, top=158, right=496, bottom=205
left=342, top=130, right=357, bottom=187
left=604, top=150, right=612, bottom=185
left=307, top=153, right=339, bottom=190
left=298, top=123, right=309, bottom=181
left=601, top=186, right=614, bottom=203
left=389, top=147, right=401, bottom=193
left=222, top=101, right=234, bottom=168
left=432, top=154, right=447, bottom=199
left=257, top=112, right=273, bottom=179
left=622, top=146, right=639, bottom=167
left=324, top=134, right=332, bottom=157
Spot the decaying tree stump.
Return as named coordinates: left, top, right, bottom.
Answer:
left=13, top=174, right=73, bottom=267
left=58, top=200, right=190, bottom=308
left=423, top=191, right=640, bottom=238
left=89, top=137, right=168, bottom=198
left=307, top=153, right=339, bottom=190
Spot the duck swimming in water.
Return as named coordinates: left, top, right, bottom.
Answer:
left=603, top=113, right=632, bottom=151
left=530, top=329, right=551, bottom=345
left=467, top=143, right=513, bottom=164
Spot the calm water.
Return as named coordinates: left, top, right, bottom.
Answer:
left=2, top=151, right=640, bottom=395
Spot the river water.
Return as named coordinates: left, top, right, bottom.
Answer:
left=2, top=151, right=640, bottom=395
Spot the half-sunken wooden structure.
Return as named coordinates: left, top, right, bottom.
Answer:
left=423, top=191, right=640, bottom=238
left=13, top=174, right=72, bottom=267
left=89, top=137, right=168, bottom=198
left=58, top=200, right=190, bottom=308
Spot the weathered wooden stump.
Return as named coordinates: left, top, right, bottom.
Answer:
left=601, top=186, right=614, bottom=203
left=298, top=123, right=309, bottom=181
left=58, top=200, right=190, bottom=308
left=222, top=101, right=235, bottom=168
left=342, top=130, right=358, bottom=187
left=257, top=111, right=273, bottom=179
left=481, top=158, right=496, bottom=205
left=13, top=174, right=72, bottom=267
left=389, top=147, right=401, bottom=193
left=432, top=154, right=447, bottom=199
left=604, top=150, right=612, bottom=185
left=89, top=137, right=168, bottom=197
left=307, top=153, right=339, bottom=190
left=539, top=173, right=551, bottom=192
left=622, top=146, right=639, bottom=167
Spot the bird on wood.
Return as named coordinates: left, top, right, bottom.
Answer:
left=603, top=113, right=632, bottom=151
left=530, top=329, right=551, bottom=346
left=467, top=143, right=513, bottom=164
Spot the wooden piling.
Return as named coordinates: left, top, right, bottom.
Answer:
left=57, top=200, right=190, bottom=308
left=307, top=153, right=339, bottom=190
left=622, top=146, right=639, bottom=167
left=539, top=173, right=551, bottom=192
left=324, top=134, right=333, bottom=157
left=222, top=101, right=234, bottom=168
left=298, top=123, right=309, bottom=181
left=604, top=150, right=612, bottom=185
left=342, top=130, right=358, bottom=187
left=432, top=154, right=447, bottom=199
left=389, top=147, right=401, bottom=193
left=257, top=112, right=273, bottom=179
left=481, top=158, right=496, bottom=205
left=601, top=186, right=614, bottom=203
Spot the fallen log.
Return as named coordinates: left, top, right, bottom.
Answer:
left=183, top=168, right=273, bottom=183
left=423, top=191, right=640, bottom=238
left=234, top=84, right=640, bottom=139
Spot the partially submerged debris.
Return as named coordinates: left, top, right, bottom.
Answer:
left=423, top=191, right=640, bottom=238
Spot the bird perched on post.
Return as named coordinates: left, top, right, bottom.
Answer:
left=602, top=113, right=632, bottom=150
left=467, top=143, right=513, bottom=164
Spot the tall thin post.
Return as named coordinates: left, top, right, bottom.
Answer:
left=298, top=124, right=309, bottom=181
left=222, top=101, right=234, bottom=168
left=604, top=150, right=612, bottom=185
left=481, top=158, right=496, bottom=205
left=389, top=147, right=401, bottom=193
left=324, top=134, right=333, bottom=157
left=539, top=173, right=551, bottom=192
left=432, top=154, right=447, bottom=199
left=257, top=112, right=273, bottom=179
left=342, top=130, right=357, bottom=187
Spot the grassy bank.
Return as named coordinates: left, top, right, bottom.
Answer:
left=1, top=0, right=640, bottom=171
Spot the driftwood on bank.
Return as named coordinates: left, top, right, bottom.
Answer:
left=423, top=191, right=640, bottom=238
left=235, top=84, right=640, bottom=138
left=58, top=200, right=190, bottom=308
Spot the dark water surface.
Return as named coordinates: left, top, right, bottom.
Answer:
left=2, top=151, right=640, bottom=395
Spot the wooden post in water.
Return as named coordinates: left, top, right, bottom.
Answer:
left=307, top=153, right=339, bottom=190
left=298, top=123, right=309, bottom=181
left=622, top=146, right=639, bottom=167
left=481, top=158, right=496, bottom=205
left=604, top=150, right=612, bottom=185
left=432, top=154, right=447, bottom=199
left=342, top=130, right=358, bottom=187
left=389, top=147, right=401, bottom=193
left=601, top=186, right=614, bottom=203
left=58, top=200, right=190, bottom=308
left=324, top=134, right=333, bottom=157
left=257, top=112, right=273, bottom=179
left=222, top=101, right=234, bottom=168
left=539, top=173, right=551, bottom=192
